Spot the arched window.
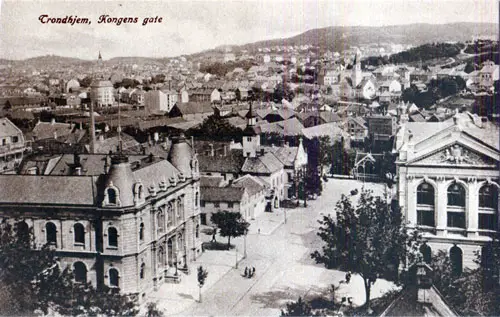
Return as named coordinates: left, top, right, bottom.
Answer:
left=479, top=185, right=498, bottom=230
left=420, top=244, right=432, bottom=264
left=107, top=188, right=117, bottom=205
left=140, top=263, right=145, bottom=279
left=479, top=185, right=498, bottom=209
left=15, top=221, right=30, bottom=245
left=138, top=185, right=144, bottom=200
left=450, top=245, right=463, bottom=277
left=447, top=182, right=465, bottom=207
left=157, top=209, right=165, bottom=234
left=167, top=204, right=173, bottom=227
left=74, top=223, right=85, bottom=244
left=167, top=238, right=174, bottom=267
left=109, top=268, right=119, bottom=287
left=74, top=262, right=87, bottom=283
left=158, top=246, right=165, bottom=267
left=108, top=227, right=118, bottom=247
left=417, top=182, right=435, bottom=227
left=178, top=198, right=184, bottom=219
left=447, top=182, right=466, bottom=229
left=46, top=222, right=57, bottom=245
left=139, top=223, right=144, bottom=241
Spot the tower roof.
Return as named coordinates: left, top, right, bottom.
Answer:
left=245, top=102, right=255, bottom=120
left=168, top=133, right=193, bottom=176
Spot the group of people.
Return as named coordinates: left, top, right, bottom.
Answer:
left=243, top=266, right=255, bottom=278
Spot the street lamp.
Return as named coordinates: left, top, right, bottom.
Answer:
left=235, top=246, right=239, bottom=269
left=284, top=209, right=287, bottom=224
left=243, top=229, right=248, bottom=259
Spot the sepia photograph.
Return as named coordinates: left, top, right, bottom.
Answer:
left=0, top=0, right=499, bottom=316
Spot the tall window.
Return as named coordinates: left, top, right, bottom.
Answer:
left=178, top=198, right=184, bottom=219
left=158, top=246, right=165, bottom=268
left=109, top=268, right=119, bottom=287
left=479, top=185, right=498, bottom=230
left=417, top=182, right=435, bottom=227
left=107, top=188, right=117, bottom=205
left=196, top=224, right=200, bottom=238
left=447, top=182, right=465, bottom=207
left=74, top=223, right=85, bottom=244
left=46, top=222, right=57, bottom=245
left=157, top=209, right=165, bottom=234
left=140, top=263, right=145, bottom=279
left=195, top=192, right=199, bottom=207
left=167, top=204, right=173, bottom=227
left=139, top=223, right=144, bottom=241
left=420, top=244, right=432, bottom=264
left=447, top=182, right=466, bottom=229
left=15, top=221, right=30, bottom=245
left=450, top=246, right=463, bottom=277
left=108, top=227, right=118, bottom=247
left=74, top=262, right=87, bottom=283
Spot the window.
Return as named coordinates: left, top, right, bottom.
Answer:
left=74, top=223, right=85, bottom=244
left=447, top=182, right=465, bottom=207
left=178, top=198, right=184, bottom=218
left=447, top=212, right=466, bottom=228
left=196, top=224, right=200, bottom=238
left=46, top=222, right=57, bottom=245
left=107, top=188, right=117, bottom=205
left=137, top=185, right=144, bottom=200
left=201, top=201, right=205, bottom=207
left=157, top=209, right=165, bottom=233
left=140, top=263, right=145, bottom=279
left=108, top=227, right=118, bottom=247
left=139, top=223, right=144, bottom=241
left=200, top=213, right=207, bottom=225
left=214, top=202, right=220, bottom=208
left=15, top=221, right=30, bottom=245
left=247, top=137, right=251, bottom=142
left=12, top=136, right=18, bottom=143
left=420, top=244, right=432, bottom=264
left=74, top=262, right=87, bottom=283
left=167, top=204, right=173, bottom=227
left=109, top=268, right=119, bottom=287
left=479, top=213, right=497, bottom=231
left=479, top=185, right=498, bottom=210
left=417, top=182, right=434, bottom=206
left=450, top=246, right=463, bottom=277
left=228, top=202, right=234, bottom=208
left=158, top=247, right=165, bottom=267
left=195, top=192, right=199, bottom=207
left=417, top=210, right=435, bottom=227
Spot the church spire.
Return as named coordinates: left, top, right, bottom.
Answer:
left=245, top=101, right=256, bottom=127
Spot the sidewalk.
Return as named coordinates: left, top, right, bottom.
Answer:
left=143, top=250, right=244, bottom=316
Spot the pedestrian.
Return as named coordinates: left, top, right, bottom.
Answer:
left=252, top=267, right=255, bottom=276
left=244, top=267, right=248, bottom=277
left=212, top=228, right=217, bottom=243
left=258, top=228, right=260, bottom=234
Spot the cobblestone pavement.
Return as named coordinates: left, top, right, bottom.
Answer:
left=150, top=179, right=396, bottom=316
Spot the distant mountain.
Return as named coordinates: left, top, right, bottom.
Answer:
left=238, top=23, right=498, bottom=52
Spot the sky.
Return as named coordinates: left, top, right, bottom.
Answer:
left=0, top=0, right=498, bottom=60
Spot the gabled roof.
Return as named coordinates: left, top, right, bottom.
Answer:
left=259, top=118, right=305, bottom=136
left=302, top=122, right=348, bottom=140
left=241, top=152, right=284, bottom=174
left=0, top=117, right=22, bottom=137
left=200, top=176, right=224, bottom=187
left=176, top=102, right=214, bottom=115
left=198, top=151, right=245, bottom=173
left=201, top=186, right=246, bottom=202
left=32, top=121, right=74, bottom=141
left=264, top=145, right=299, bottom=167
left=232, top=174, right=266, bottom=196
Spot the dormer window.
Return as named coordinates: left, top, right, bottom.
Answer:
left=107, top=188, right=117, bottom=204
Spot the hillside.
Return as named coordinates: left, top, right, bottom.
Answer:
left=239, top=23, right=498, bottom=52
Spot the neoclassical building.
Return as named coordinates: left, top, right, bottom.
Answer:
left=0, top=134, right=201, bottom=299
left=395, top=112, right=499, bottom=270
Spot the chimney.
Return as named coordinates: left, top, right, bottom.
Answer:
left=75, top=167, right=82, bottom=176
left=51, top=118, right=56, bottom=125
left=210, top=144, right=215, bottom=157
left=89, top=102, right=96, bottom=154
left=223, top=145, right=227, bottom=156
left=99, top=134, right=105, bottom=141
left=79, top=122, right=83, bottom=130
left=53, top=131, right=57, bottom=140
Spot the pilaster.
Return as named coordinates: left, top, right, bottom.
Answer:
left=467, top=177, right=478, bottom=238
left=435, top=176, right=448, bottom=236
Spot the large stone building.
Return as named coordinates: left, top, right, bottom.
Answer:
left=395, top=112, right=499, bottom=271
left=90, top=53, right=114, bottom=108
left=0, top=134, right=202, bottom=299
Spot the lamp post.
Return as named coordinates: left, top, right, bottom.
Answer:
left=284, top=208, right=287, bottom=224
left=235, top=246, right=239, bottom=269
left=243, top=229, right=248, bottom=259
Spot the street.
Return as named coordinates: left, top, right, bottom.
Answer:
left=175, top=179, right=395, bottom=316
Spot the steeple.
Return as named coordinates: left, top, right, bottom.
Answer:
left=352, top=49, right=362, bottom=87
left=242, top=102, right=261, bottom=158
left=245, top=101, right=257, bottom=126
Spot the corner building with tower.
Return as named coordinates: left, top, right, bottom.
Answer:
left=0, top=134, right=202, bottom=299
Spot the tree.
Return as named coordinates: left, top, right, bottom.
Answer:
left=0, top=219, right=138, bottom=316
left=187, top=115, right=243, bottom=142
left=311, top=190, right=420, bottom=310
left=197, top=265, right=209, bottom=303
left=145, top=302, right=164, bottom=317
left=281, top=297, right=314, bottom=316
left=210, top=211, right=250, bottom=249
left=79, top=76, right=93, bottom=88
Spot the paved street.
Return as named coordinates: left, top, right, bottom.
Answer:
left=154, top=179, right=396, bottom=316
